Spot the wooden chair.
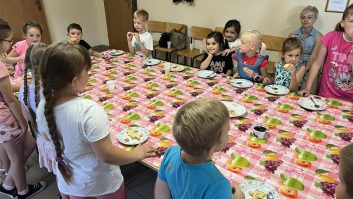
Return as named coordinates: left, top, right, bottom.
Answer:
left=215, top=27, right=224, bottom=33
left=177, top=26, right=212, bottom=67
left=148, top=20, right=167, bottom=58
left=262, top=35, right=286, bottom=76
left=153, top=22, right=187, bottom=62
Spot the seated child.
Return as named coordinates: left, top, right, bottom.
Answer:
left=67, top=23, right=100, bottom=57
left=154, top=98, right=244, bottom=199
left=274, top=37, right=306, bottom=91
left=222, top=19, right=241, bottom=56
left=200, top=32, right=233, bottom=76
left=232, top=30, right=270, bottom=83
left=335, top=143, right=353, bottom=199
left=127, top=9, right=153, bottom=57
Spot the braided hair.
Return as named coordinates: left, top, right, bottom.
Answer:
left=39, top=42, right=91, bottom=183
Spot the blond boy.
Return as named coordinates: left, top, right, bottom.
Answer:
left=154, top=98, right=244, bottom=199
left=127, top=9, right=153, bottom=57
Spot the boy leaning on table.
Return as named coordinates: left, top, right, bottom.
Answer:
left=154, top=98, right=245, bottom=199
left=127, top=9, right=153, bottom=57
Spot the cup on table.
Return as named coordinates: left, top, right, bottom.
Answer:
left=252, top=124, right=268, bottom=139
left=190, top=43, right=194, bottom=51
left=167, top=41, right=172, bottom=49
left=164, top=62, right=171, bottom=74
left=106, top=80, right=116, bottom=93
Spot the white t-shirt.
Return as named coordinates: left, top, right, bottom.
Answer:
left=36, top=97, right=123, bottom=197
left=228, top=38, right=241, bottom=49
left=131, top=31, right=153, bottom=52
left=18, top=82, right=43, bottom=114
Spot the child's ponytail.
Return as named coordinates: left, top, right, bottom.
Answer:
left=259, top=42, right=267, bottom=54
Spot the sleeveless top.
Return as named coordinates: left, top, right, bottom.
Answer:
left=274, top=61, right=301, bottom=88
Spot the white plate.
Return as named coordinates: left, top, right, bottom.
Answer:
left=166, top=63, right=186, bottom=72
left=144, top=58, right=161, bottom=66
left=230, top=79, right=254, bottom=88
left=298, top=97, right=327, bottom=111
left=196, top=70, right=216, bottom=79
left=110, top=50, right=124, bottom=56
left=116, top=127, right=149, bottom=145
left=221, top=101, right=247, bottom=117
left=264, top=84, right=290, bottom=95
left=240, top=180, right=281, bottom=199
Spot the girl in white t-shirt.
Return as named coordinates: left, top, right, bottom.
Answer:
left=36, top=42, right=155, bottom=198
left=222, top=19, right=242, bottom=56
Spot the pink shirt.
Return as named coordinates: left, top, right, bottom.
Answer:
left=0, top=61, right=17, bottom=126
left=12, top=40, right=29, bottom=78
left=318, top=31, right=353, bottom=102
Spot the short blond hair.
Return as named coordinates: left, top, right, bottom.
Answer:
left=173, top=98, right=229, bottom=156
left=300, top=6, right=319, bottom=19
left=241, top=30, right=266, bottom=53
left=134, top=9, right=149, bottom=22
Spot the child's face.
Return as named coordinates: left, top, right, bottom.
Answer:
left=0, top=31, right=13, bottom=53
left=68, top=28, right=83, bottom=44
left=283, top=48, right=301, bottom=65
left=239, top=39, right=253, bottom=53
left=25, top=27, right=41, bottom=46
left=133, top=17, right=147, bottom=33
left=224, top=27, right=237, bottom=42
left=214, top=121, right=230, bottom=152
left=206, top=37, right=221, bottom=55
left=74, top=68, right=89, bottom=93
left=300, top=11, right=316, bottom=28
left=341, top=15, right=353, bottom=40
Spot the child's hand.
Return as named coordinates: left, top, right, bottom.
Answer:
left=222, top=49, right=231, bottom=56
left=262, top=77, right=271, bottom=84
left=233, top=72, right=239, bottom=78
left=15, top=121, right=28, bottom=144
left=19, top=54, right=25, bottom=62
left=126, top=32, right=133, bottom=41
left=132, top=33, right=141, bottom=43
left=284, top=63, right=296, bottom=75
left=69, top=37, right=79, bottom=44
left=243, top=68, right=255, bottom=78
left=298, top=89, right=311, bottom=97
left=135, top=144, right=156, bottom=159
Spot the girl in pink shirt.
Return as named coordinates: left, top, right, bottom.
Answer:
left=299, top=4, right=353, bottom=102
left=5, top=21, right=42, bottom=78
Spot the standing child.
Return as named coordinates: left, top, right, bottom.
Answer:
left=222, top=19, right=241, bottom=56
left=127, top=9, right=153, bottom=57
left=299, top=4, right=353, bottom=101
left=154, top=98, right=244, bottom=199
left=36, top=42, right=155, bottom=198
left=18, top=43, right=47, bottom=114
left=0, top=18, right=45, bottom=199
left=335, top=143, right=353, bottom=199
left=5, top=21, right=42, bottom=78
left=200, top=32, right=233, bottom=76
left=232, top=30, right=270, bottom=83
left=67, top=23, right=100, bottom=57
left=274, top=37, right=306, bottom=91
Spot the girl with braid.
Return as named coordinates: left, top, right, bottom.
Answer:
left=18, top=43, right=46, bottom=115
left=36, top=42, right=155, bottom=198
left=0, top=18, right=45, bottom=199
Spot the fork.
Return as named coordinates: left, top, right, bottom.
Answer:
left=310, top=97, right=320, bottom=108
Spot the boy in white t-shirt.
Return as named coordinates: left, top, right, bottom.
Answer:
left=127, top=9, right=153, bottom=57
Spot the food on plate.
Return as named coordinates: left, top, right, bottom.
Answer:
left=127, top=128, right=143, bottom=140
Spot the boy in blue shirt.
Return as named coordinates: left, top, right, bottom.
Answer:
left=154, top=98, right=244, bottom=199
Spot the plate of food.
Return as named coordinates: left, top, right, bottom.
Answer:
left=221, top=101, right=247, bottom=117
left=110, top=50, right=124, bottom=56
left=144, top=58, right=161, bottom=66
left=240, top=180, right=280, bottom=199
left=164, top=63, right=186, bottom=72
left=230, top=79, right=254, bottom=88
left=196, top=70, right=216, bottom=79
left=298, top=97, right=327, bottom=111
left=264, top=84, right=290, bottom=95
left=116, top=127, right=149, bottom=145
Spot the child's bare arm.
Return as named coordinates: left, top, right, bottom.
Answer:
left=288, top=64, right=306, bottom=91
left=133, top=33, right=151, bottom=57
left=226, top=69, right=232, bottom=76
left=126, top=32, right=135, bottom=54
left=200, top=54, right=212, bottom=70
left=232, top=185, right=245, bottom=199
left=3, top=50, right=23, bottom=64
left=154, top=178, right=172, bottom=199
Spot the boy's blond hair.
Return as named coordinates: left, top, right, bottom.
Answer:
left=134, top=9, right=149, bottom=22
left=340, top=143, right=353, bottom=196
left=173, top=98, right=229, bottom=156
left=240, top=30, right=266, bottom=53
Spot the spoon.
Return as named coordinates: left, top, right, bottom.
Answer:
left=310, top=97, right=320, bottom=108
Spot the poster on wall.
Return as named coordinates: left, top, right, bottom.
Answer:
left=325, top=0, right=350, bottom=13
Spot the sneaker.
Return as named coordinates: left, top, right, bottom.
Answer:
left=17, top=181, right=46, bottom=199
left=0, top=184, right=17, bottom=198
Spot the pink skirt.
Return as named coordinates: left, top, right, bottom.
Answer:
left=0, top=121, right=21, bottom=143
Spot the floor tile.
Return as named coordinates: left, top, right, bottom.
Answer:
left=127, top=168, right=157, bottom=199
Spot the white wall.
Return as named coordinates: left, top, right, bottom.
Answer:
left=138, top=0, right=345, bottom=37
left=42, top=0, right=109, bottom=46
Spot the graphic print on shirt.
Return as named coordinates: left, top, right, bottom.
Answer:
left=209, top=60, right=226, bottom=73
left=328, top=49, right=353, bottom=91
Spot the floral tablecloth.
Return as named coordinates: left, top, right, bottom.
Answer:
left=83, top=52, right=353, bottom=199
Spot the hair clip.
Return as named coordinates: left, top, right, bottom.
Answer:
left=56, top=156, right=66, bottom=164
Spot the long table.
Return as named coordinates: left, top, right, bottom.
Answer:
left=83, top=52, right=353, bottom=199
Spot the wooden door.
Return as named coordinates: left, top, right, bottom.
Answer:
left=104, top=0, right=135, bottom=51
left=0, top=0, right=51, bottom=44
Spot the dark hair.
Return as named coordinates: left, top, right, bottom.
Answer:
left=39, top=42, right=91, bottom=183
left=282, top=37, right=303, bottom=56
left=223, top=20, right=241, bottom=49
left=23, top=21, right=43, bottom=35
left=206, top=31, right=225, bottom=51
left=23, top=43, right=48, bottom=111
left=67, top=23, right=82, bottom=33
left=335, top=4, right=353, bottom=32
left=0, top=18, right=12, bottom=41
left=340, top=143, right=353, bottom=196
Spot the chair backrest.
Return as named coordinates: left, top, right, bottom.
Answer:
left=166, top=22, right=187, bottom=34
left=191, top=26, right=212, bottom=40
left=262, top=35, right=286, bottom=75
left=148, top=20, right=166, bottom=33
left=215, top=27, right=224, bottom=33
left=20, top=101, right=38, bottom=137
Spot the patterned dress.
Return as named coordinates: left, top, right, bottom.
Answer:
left=274, top=61, right=301, bottom=88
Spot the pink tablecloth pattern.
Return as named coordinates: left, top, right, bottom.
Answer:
left=84, top=52, right=353, bottom=199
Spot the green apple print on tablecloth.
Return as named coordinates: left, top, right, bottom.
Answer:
left=279, top=173, right=304, bottom=198
left=226, top=152, right=250, bottom=173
